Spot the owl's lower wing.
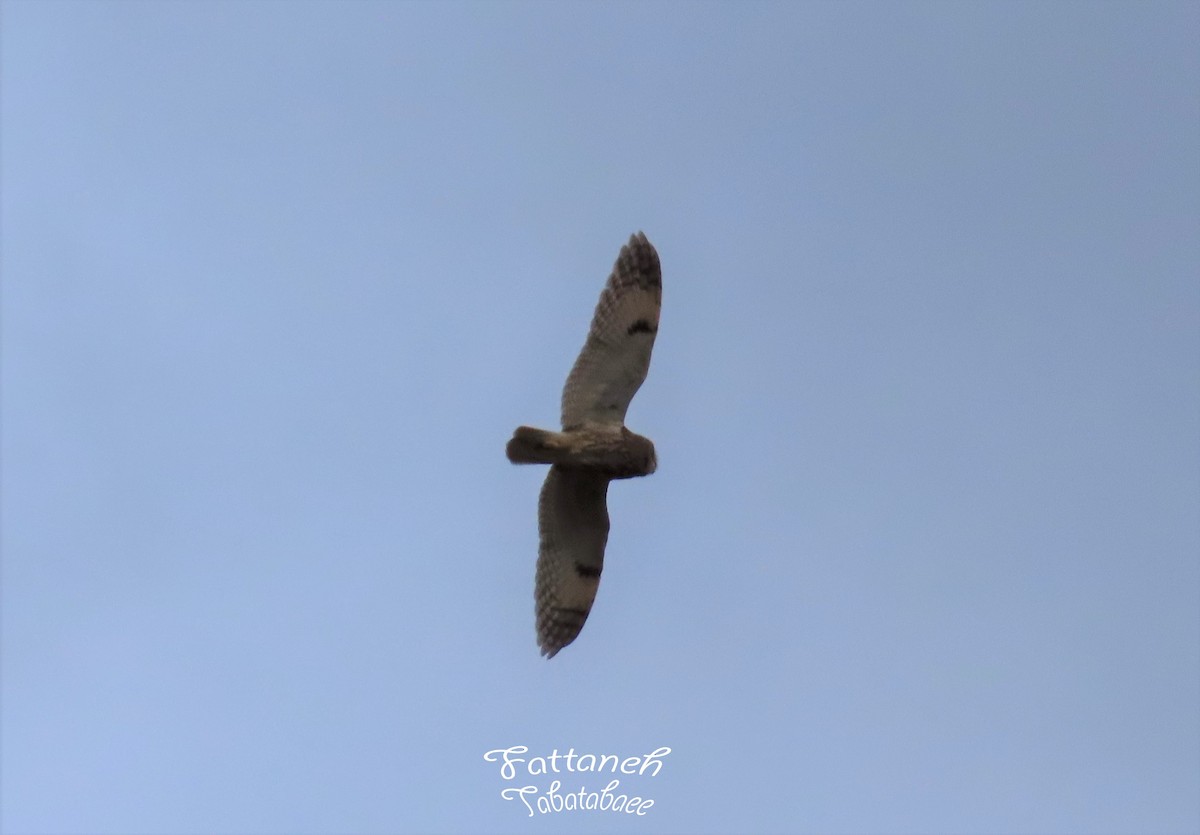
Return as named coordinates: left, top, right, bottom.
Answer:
left=535, top=466, right=611, bottom=658
left=561, top=232, right=661, bottom=429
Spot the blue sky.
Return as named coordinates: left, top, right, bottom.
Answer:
left=2, top=2, right=1198, bottom=833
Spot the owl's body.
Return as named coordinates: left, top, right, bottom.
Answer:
left=506, top=425, right=656, bottom=479
left=506, top=232, right=662, bottom=658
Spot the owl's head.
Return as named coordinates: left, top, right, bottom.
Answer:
left=628, top=432, right=657, bottom=478
left=610, top=427, right=657, bottom=479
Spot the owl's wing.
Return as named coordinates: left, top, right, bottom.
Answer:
left=534, top=466, right=611, bottom=658
left=560, top=232, right=662, bottom=429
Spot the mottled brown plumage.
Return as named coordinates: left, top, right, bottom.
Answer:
left=506, top=232, right=662, bottom=658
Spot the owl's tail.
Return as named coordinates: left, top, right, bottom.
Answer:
left=506, top=426, right=567, bottom=465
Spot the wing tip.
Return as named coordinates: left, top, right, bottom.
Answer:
left=537, top=607, right=590, bottom=660
left=615, top=231, right=661, bottom=291
left=627, top=229, right=658, bottom=257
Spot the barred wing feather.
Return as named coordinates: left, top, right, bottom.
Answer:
left=534, top=466, right=611, bottom=658
left=560, top=232, right=662, bottom=429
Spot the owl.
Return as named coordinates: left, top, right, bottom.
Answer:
left=506, top=232, right=662, bottom=658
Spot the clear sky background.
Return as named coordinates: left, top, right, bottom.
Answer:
left=2, top=2, right=1198, bottom=834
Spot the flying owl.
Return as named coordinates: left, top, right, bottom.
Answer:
left=506, top=232, right=662, bottom=658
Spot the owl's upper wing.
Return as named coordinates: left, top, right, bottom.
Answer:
left=535, top=466, right=611, bottom=658
left=560, top=232, right=661, bottom=429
